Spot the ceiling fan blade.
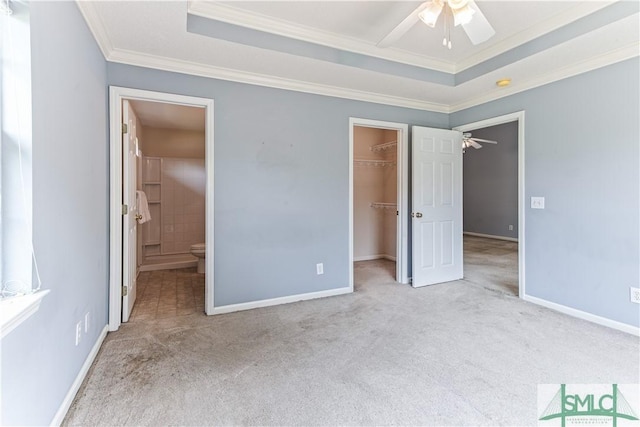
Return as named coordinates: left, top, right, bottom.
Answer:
left=469, top=140, right=483, bottom=149
left=377, top=2, right=428, bottom=48
left=469, top=137, right=498, bottom=144
left=461, top=0, right=495, bottom=45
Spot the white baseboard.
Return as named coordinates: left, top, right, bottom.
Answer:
left=464, top=231, right=518, bottom=242
left=523, top=294, right=639, bottom=336
left=211, top=286, right=352, bottom=315
left=354, top=254, right=397, bottom=262
left=50, top=325, right=108, bottom=426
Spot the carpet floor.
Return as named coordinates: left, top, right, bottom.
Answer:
left=64, top=237, right=639, bottom=426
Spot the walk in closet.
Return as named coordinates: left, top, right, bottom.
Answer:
left=353, top=126, right=398, bottom=268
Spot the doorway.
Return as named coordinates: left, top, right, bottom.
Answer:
left=108, top=87, right=214, bottom=331
left=349, top=118, right=409, bottom=289
left=453, top=111, right=525, bottom=297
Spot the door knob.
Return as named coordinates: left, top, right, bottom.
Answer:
left=135, top=214, right=143, bottom=221
left=415, top=212, right=423, bottom=218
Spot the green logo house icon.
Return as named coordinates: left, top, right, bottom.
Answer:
left=539, top=384, right=639, bottom=427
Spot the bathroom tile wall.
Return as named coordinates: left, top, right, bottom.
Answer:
left=160, top=158, right=205, bottom=254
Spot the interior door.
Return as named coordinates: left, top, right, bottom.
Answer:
left=411, top=126, right=463, bottom=287
left=122, top=100, right=138, bottom=321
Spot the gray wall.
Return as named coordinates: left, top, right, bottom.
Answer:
left=1, top=2, right=108, bottom=425
left=451, top=58, right=640, bottom=328
left=463, top=122, right=518, bottom=239
left=108, top=63, right=448, bottom=306
left=3, top=3, right=637, bottom=424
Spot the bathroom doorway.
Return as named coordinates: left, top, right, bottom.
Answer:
left=108, top=87, right=214, bottom=331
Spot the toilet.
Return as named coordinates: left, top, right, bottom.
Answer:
left=190, top=243, right=206, bottom=274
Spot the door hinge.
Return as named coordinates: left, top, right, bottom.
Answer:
left=122, top=285, right=128, bottom=296
left=122, top=204, right=128, bottom=215
left=122, top=123, right=128, bottom=134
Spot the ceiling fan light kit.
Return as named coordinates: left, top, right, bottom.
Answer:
left=377, top=0, right=495, bottom=50
left=418, top=1, right=443, bottom=28
left=418, top=0, right=476, bottom=28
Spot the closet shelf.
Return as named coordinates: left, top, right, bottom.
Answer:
left=370, top=141, right=397, bottom=152
left=370, top=202, right=397, bottom=209
left=354, top=159, right=396, bottom=167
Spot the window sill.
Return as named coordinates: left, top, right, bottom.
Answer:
left=1, top=290, right=49, bottom=339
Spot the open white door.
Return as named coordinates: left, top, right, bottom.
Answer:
left=122, top=100, right=138, bottom=321
left=411, top=126, right=463, bottom=287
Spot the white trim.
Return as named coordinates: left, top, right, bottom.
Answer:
left=187, top=1, right=455, bottom=74
left=523, top=295, right=640, bottom=337
left=187, top=1, right=613, bottom=75
left=451, top=43, right=640, bottom=113
left=453, top=111, right=525, bottom=298
left=107, top=49, right=448, bottom=113
left=354, top=254, right=397, bottom=262
left=0, top=290, right=50, bottom=339
left=79, top=1, right=638, bottom=115
left=105, top=43, right=639, bottom=116
left=50, top=325, right=108, bottom=426
left=349, top=118, right=409, bottom=287
left=75, top=1, right=113, bottom=60
left=463, top=231, right=518, bottom=243
left=109, top=87, right=214, bottom=331
left=455, top=2, right=615, bottom=72
left=211, top=287, right=352, bottom=315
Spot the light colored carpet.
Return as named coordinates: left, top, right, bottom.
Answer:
left=64, top=237, right=639, bottom=426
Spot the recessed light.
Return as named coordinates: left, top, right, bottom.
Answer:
left=496, top=78, right=511, bottom=87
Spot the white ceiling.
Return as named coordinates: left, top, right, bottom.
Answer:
left=78, top=1, right=639, bottom=112
left=129, top=100, right=205, bottom=131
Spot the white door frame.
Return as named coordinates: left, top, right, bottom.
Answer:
left=349, top=118, right=410, bottom=288
left=108, top=86, right=215, bottom=331
left=453, top=111, right=525, bottom=298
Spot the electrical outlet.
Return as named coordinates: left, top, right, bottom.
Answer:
left=84, top=312, right=90, bottom=333
left=630, top=287, right=640, bottom=304
left=316, top=263, right=324, bottom=275
left=531, top=197, right=545, bottom=209
left=508, top=225, right=514, bottom=231
left=75, top=322, right=82, bottom=346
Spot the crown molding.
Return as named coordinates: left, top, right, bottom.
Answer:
left=108, top=49, right=450, bottom=113
left=455, top=1, right=616, bottom=72
left=450, top=41, right=640, bottom=113
left=75, top=0, right=113, bottom=59
left=78, top=1, right=636, bottom=116
left=187, top=0, right=456, bottom=74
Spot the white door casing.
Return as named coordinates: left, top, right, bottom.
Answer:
left=109, top=87, right=214, bottom=332
left=411, top=126, right=463, bottom=287
left=122, top=100, right=138, bottom=322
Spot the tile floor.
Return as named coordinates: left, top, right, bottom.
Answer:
left=129, top=267, right=205, bottom=321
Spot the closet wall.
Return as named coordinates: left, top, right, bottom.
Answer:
left=353, top=126, right=398, bottom=261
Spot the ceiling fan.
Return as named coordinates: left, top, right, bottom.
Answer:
left=378, top=0, right=495, bottom=49
left=462, top=132, right=497, bottom=153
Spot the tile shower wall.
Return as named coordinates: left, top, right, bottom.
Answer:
left=142, top=156, right=205, bottom=257
left=161, top=158, right=206, bottom=254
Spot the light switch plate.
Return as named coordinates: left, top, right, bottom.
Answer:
left=531, top=197, right=545, bottom=209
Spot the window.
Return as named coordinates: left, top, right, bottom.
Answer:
left=1, top=0, right=46, bottom=338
